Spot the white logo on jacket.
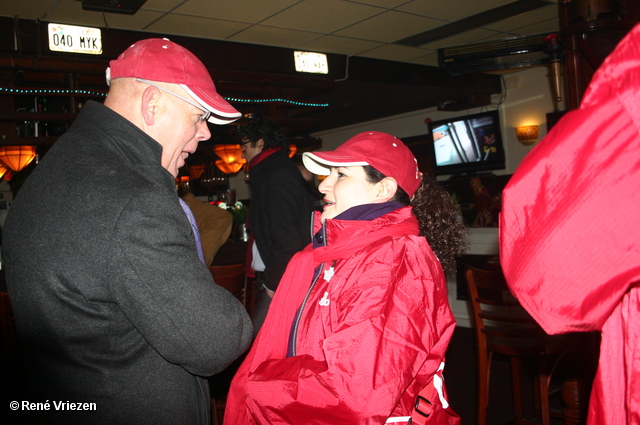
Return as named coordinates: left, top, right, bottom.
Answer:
left=319, top=292, right=330, bottom=306
left=323, top=266, right=334, bottom=282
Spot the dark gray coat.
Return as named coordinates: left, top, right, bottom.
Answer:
left=3, top=101, right=252, bottom=424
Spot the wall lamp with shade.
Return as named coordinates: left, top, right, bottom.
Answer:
left=0, top=145, right=37, bottom=173
left=213, top=144, right=247, bottom=174
left=515, top=125, right=539, bottom=146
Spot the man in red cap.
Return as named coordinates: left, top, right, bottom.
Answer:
left=3, top=38, right=251, bottom=425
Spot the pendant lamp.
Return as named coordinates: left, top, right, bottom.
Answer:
left=187, top=163, right=206, bottom=180
left=213, top=144, right=246, bottom=174
left=0, top=164, right=7, bottom=180
left=215, top=159, right=245, bottom=174
left=0, top=146, right=37, bottom=172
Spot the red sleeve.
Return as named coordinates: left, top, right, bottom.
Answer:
left=499, top=43, right=640, bottom=333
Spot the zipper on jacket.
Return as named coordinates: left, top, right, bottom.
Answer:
left=291, top=216, right=327, bottom=356
left=291, top=261, right=324, bottom=357
left=291, top=221, right=328, bottom=356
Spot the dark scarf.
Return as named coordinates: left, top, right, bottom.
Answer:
left=312, top=202, right=405, bottom=248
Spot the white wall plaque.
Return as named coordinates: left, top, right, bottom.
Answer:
left=48, top=23, right=102, bottom=55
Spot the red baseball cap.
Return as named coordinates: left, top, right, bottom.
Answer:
left=106, top=38, right=241, bottom=125
left=303, top=131, right=421, bottom=197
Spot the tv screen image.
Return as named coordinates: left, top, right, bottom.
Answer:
left=428, top=110, right=505, bottom=176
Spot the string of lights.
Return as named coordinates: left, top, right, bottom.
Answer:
left=0, top=87, right=107, bottom=97
left=0, top=87, right=330, bottom=108
left=225, top=96, right=329, bottom=107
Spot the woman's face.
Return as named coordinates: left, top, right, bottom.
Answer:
left=318, top=166, right=380, bottom=221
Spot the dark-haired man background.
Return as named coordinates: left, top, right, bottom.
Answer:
left=238, top=118, right=316, bottom=337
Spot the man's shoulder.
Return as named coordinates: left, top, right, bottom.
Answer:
left=252, top=154, right=304, bottom=183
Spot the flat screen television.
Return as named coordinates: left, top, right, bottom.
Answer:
left=427, top=110, right=505, bottom=176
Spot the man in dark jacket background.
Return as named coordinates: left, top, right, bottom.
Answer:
left=238, top=118, right=316, bottom=337
left=2, top=38, right=252, bottom=425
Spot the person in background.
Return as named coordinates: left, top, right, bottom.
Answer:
left=499, top=23, right=640, bottom=425
left=237, top=117, right=316, bottom=337
left=293, top=154, right=324, bottom=211
left=225, top=131, right=468, bottom=425
left=2, top=38, right=252, bottom=425
left=178, top=182, right=233, bottom=265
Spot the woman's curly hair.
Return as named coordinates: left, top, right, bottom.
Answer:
left=364, top=166, right=468, bottom=273
left=411, top=175, right=469, bottom=273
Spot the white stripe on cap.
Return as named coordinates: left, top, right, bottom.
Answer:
left=302, top=152, right=368, bottom=176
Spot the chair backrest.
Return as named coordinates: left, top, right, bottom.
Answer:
left=465, top=266, right=542, bottom=350
left=209, top=264, right=246, bottom=308
left=0, top=292, right=18, bottom=360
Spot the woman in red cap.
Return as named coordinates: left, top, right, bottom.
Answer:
left=225, top=131, right=467, bottom=425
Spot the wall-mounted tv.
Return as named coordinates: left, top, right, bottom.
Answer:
left=427, top=110, right=505, bottom=176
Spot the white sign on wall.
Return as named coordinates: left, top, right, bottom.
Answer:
left=294, top=51, right=328, bottom=74
left=48, top=23, right=102, bottom=55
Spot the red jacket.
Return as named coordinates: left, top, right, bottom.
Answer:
left=499, top=24, right=640, bottom=425
left=225, top=207, right=457, bottom=424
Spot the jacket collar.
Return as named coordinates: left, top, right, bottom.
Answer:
left=77, top=101, right=164, bottom=169
left=248, top=147, right=281, bottom=169
left=312, top=207, right=419, bottom=264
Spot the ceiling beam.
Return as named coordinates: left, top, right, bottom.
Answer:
left=395, top=0, right=554, bottom=47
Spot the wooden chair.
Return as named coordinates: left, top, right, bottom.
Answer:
left=465, top=266, right=580, bottom=425
left=208, top=263, right=247, bottom=310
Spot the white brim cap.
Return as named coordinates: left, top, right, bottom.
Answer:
left=302, top=151, right=368, bottom=176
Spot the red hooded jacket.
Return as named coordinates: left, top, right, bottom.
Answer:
left=500, top=23, right=640, bottom=425
left=225, top=207, right=458, bottom=424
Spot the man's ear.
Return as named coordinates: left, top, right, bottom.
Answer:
left=256, top=138, right=265, bottom=152
left=140, top=85, right=160, bottom=126
left=376, top=177, right=398, bottom=202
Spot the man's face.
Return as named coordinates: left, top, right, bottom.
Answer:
left=154, top=87, right=211, bottom=177
left=241, top=138, right=264, bottom=163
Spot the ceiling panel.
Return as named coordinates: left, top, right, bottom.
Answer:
left=358, top=43, right=433, bottom=62
left=260, top=0, right=385, bottom=33
left=146, top=14, right=250, bottom=39
left=409, top=51, right=439, bottom=66
left=351, top=0, right=408, bottom=8
left=172, top=0, right=300, bottom=23
left=297, top=35, right=384, bottom=56
left=420, top=27, right=504, bottom=50
left=0, top=0, right=57, bottom=19
left=505, top=17, right=560, bottom=36
left=227, top=24, right=324, bottom=48
left=397, top=0, right=515, bottom=22
left=335, top=10, right=445, bottom=43
left=141, top=0, right=185, bottom=13
left=43, top=1, right=110, bottom=29
left=484, top=4, right=559, bottom=32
